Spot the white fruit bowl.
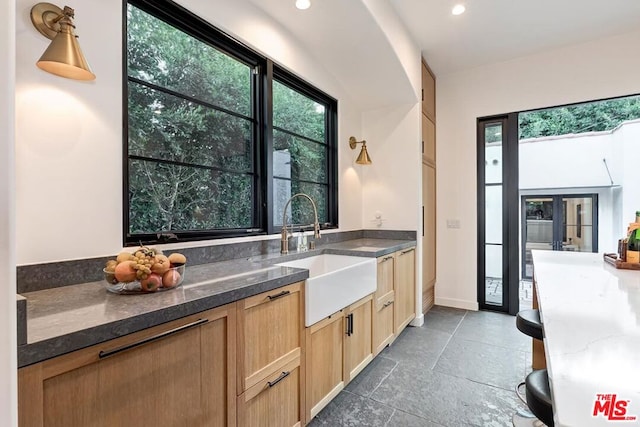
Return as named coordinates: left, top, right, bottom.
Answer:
left=102, top=264, right=186, bottom=294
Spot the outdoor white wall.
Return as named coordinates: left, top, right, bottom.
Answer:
left=0, top=0, right=17, bottom=425
left=519, top=134, right=614, bottom=189
left=15, top=0, right=364, bottom=265
left=437, top=29, right=640, bottom=310
left=616, top=122, right=640, bottom=227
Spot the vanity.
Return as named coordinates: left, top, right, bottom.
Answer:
left=17, top=236, right=416, bottom=427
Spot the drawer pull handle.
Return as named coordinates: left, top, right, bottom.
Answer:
left=382, top=256, right=393, bottom=262
left=400, top=248, right=415, bottom=255
left=267, top=290, right=290, bottom=301
left=383, top=300, right=394, bottom=308
left=98, top=318, right=209, bottom=359
left=268, top=371, right=290, bottom=388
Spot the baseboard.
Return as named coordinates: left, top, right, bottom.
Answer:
left=410, top=313, right=424, bottom=327
left=435, top=297, right=478, bottom=311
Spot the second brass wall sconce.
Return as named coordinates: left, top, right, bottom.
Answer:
left=349, top=137, right=372, bottom=165
left=30, top=2, right=95, bottom=80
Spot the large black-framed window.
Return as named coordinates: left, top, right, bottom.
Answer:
left=124, top=0, right=338, bottom=246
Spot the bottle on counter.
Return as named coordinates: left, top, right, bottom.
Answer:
left=627, top=228, right=640, bottom=264
left=636, top=210, right=640, bottom=224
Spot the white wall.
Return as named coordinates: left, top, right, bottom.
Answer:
left=1, top=0, right=17, bottom=425
left=437, top=29, right=640, bottom=310
left=15, top=0, right=365, bottom=265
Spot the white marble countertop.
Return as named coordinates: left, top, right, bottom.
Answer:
left=532, top=250, right=640, bottom=427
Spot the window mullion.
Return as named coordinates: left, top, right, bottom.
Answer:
left=264, top=60, right=275, bottom=234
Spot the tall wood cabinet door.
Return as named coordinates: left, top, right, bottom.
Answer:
left=422, top=164, right=436, bottom=313
left=237, top=358, right=302, bottom=427
left=344, top=295, right=373, bottom=383
left=422, top=114, right=436, bottom=164
left=394, top=247, right=416, bottom=335
left=18, top=304, right=237, bottom=427
left=422, top=62, right=436, bottom=122
left=373, top=290, right=395, bottom=356
left=305, top=312, right=345, bottom=420
left=237, top=282, right=303, bottom=392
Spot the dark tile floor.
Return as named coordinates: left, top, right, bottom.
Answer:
left=309, top=306, right=531, bottom=427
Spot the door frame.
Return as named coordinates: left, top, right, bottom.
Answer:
left=477, top=113, right=519, bottom=314
left=520, top=194, right=599, bottom=279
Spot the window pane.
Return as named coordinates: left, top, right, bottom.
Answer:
left=127, top=4, right=251, bottom=117
left=485, top=244, right=502, bottom=306
left=273, top=80, right=325, bottom=142
left=273, top=130, right=327, bottom=183
left=273, top=179, right=328, bottom=227
left=485, top=185, right=502, bottom=244
left=129, top=159, right=252, bottom=233
left=128, top=82, right=252, bottom=172
left=485, top=123, right=502, bottom=184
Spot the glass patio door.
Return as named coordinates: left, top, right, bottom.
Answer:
left=521, top=195, right=598, bottom=279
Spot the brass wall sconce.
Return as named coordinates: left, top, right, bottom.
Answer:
left=349, top=136, right=372, bottom=165
left=30, top=2, right=95, bottom=81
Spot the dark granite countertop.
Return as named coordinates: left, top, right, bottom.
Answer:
left=18, top=237, right=415, bottom=367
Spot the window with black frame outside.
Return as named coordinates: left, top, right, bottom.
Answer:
left=124, top=0, right=337, bottom=245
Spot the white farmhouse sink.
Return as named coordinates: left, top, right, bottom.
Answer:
left=277, top=255, right=376, bottom=326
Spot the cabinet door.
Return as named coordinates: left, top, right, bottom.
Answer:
left=237, top=282, right=303, bottom=392
left=18, top=304, right=236, bottom=427
left=373, top=290, right=395, bottom=356
left=422, top=164, right=436, bottom=313
left=421, top=62, right=436, bottom=122
left=344, top=295, right=373, bottom=383
left=237, top=359, right=302, bottom=427
left=305, top=312, right=344, bottom=420
left=394, top=248, right=416, bottom=335
left=422, top=115, right=436, bottom=164
left=376, top=254, right=395, bottom=298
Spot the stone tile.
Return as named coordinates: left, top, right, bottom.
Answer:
left=370, top=365, right=527, bottom=427
left=386, top=409, right=446, bottom=426
left=309, top=391, right=395, bottom=427
left=423, top=305, right=467, bottom=334
left=345, top=355, right=398, bottom=397
left=433, top=337, right=527, bottom=391
left=380, top=325, right=451, bottom=370
left=454, top=310, right=531, bottom=352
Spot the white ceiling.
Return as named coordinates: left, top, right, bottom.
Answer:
left=246, top=0, right=640, bottom=109
left=390, top=0, right=640, bottom=75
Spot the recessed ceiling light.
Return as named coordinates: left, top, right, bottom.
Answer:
left=296, top=0, right=311, bottom=10
left=452, top=4, right=466, bottom=15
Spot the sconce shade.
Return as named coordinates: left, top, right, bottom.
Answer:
left=349, top=136, right=372, bottom=165
left=356, top=144, right=372, bottom=165
left=31, top=3, right=95, bottom=81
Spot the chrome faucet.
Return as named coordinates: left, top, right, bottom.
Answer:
left=280, top=193, right=321, bottom=254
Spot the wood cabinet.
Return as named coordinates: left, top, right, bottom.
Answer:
left=422, top=114, right=436, bottom=165
left=422, top=57, right=436, bottom=314
left=394, top=247, right=416, bottom=335
left=421, top=61, right=436, bottom=122
left=18, top=304, right=237, bottom=427
left=373, top=254, right=395, bottom=356
left=422, top=164, right=436, bottom=313
left=343, top=295, right=373, bottom=383
left=237, top=282, right=304, bottom=427
left=305, top=311, right=344, bottom=420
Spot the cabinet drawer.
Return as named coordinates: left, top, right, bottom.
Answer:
left=238, top=282, right=303, bottom=392
left=376, top=254, right=395, bottom=297
left=237, top=358, right=302, bottom=427
left=19, top=304, right=236, bottom=427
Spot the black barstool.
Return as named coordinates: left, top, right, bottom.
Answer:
left=516, top=309, right=543, bottom=340
left=512, top=309, right=554, bottom=427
